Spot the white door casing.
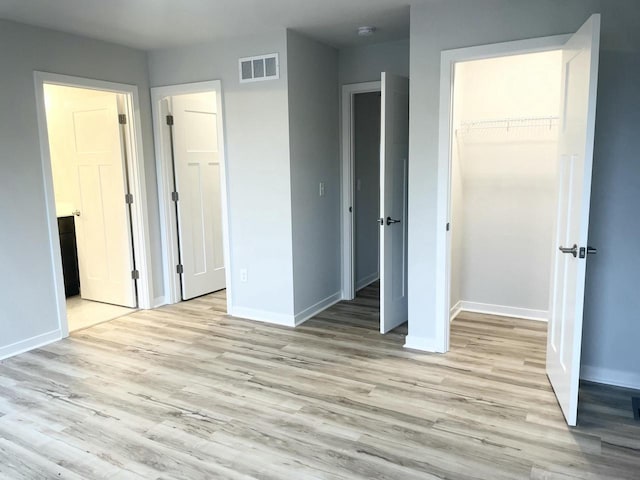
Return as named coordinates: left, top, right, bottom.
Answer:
left=170, top=92, right=226, bottom=300
left=380, top=72, right=410, bottom=334
left=66, top=94, right=137, bottom=308
left=547, top=14, right=601, bottom=427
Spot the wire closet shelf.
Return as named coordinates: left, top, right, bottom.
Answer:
left=456, top=116, right=560, bottom=141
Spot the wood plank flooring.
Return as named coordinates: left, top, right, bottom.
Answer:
left=0, top=283, right=638, bottom=479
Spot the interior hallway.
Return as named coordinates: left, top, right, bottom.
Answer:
left=0, top=284, right=638, bottom=479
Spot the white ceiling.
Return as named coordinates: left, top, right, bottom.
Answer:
left=0, top=0, right=412, bottom=50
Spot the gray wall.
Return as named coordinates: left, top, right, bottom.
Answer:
left=354, top=92, right=381, bottom=289
left=147, top=31, right=296, bottom=318
left=0, top=19, right=161, bottom=352
left=582, top=47, right=640, bottom=381
left=409, top=0, right=640, bottom=385
left=339, top=39, right=410, bottom=86
left=286, top=30, right=341, bottom=316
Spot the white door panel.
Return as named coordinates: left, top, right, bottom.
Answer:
left=547, top=14, right=600, bottom=427
left=67, top=94, right=136, bottom=308
left=171, top=92, right=226, bottom=300
left=380, top=73, right=409, bottom=334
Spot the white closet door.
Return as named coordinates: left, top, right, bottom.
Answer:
left=380, top=73, right=410, bottom=334
left=547, top=14, right=601, bottom=427
left=67, top=94, right=136, bottom=308
left=171, top=93, right=226, bottom=300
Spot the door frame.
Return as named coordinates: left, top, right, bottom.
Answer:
left=34, top=71, right=154, bottom=337
left=151, top=80, right=232, bottom=312
left=341, top=81, right=381, bottom=300
left=434, top=34, right=571, bottom=353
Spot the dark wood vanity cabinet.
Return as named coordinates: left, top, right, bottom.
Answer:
left=57, top=216, right=80, bottom=297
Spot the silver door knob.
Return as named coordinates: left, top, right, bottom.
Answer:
left=559, top=244, right=577, bottom=258
left=72, top=210, right=81, bottom=217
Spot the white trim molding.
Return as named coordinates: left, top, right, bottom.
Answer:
left=356, top=273, right=379, bottom=292
left=151, top=80, right=232, bottom=313
left=294, top=291, right=342, bottom=326
left=153, top=296, right=168, bottom=309
left=434, top=34, right=571, bottom=353
left=341, top=81, right=382, bottom=301
left=230, top=307, right=296, bottom=328
left=230, top=291, right=343, bottom=329
left=450, top=301, right=462, bottom=322
left=33, top=71, right=154, bottom=341
left=581, top=365, right=640, bottom=390
left=458, top=301, right=548, bottom=322
left=404, top=335, right=445, bottom=353
left=0, top=329, right=63, bottom=361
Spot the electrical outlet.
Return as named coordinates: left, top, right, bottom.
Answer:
left=319, top=182, right=325, bottom=197
left=240, top=268, right=248, bottom=283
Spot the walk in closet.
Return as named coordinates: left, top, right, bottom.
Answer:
left=449, top=50, right=563, bottom=322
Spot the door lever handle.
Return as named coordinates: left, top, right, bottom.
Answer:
left=579, top=246, right=598, bottom=258
left=559, top=244, right=578, bottom=258
left=386, top=216, right=401, bottom=226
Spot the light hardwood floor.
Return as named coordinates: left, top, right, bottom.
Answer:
left=0, top=283, right=638, bottom=479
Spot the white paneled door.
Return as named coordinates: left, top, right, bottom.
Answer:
left=380, top=73, right=410, bottom=334
left=67, top=94, right=137, bottom=308
left=547, top=14, right=601, bottom=427
left=170, top=92, right=226, bottom=300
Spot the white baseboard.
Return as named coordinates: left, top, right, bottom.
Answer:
left=450, top=301, right=462, bottom=322
left=458, top=301, right=548, bottom=322
left=152, top=296, right=167, bottom=309
left=229, top=307, right=296, bottom=328
left=356, top=273, right=379, bottom=292
left=580, top=365, right=640, bottom=390
left=404, top=335, right=445, bottom=353
left=0, top=329, right=63, bottom=361
left=294, top=291, right=342, bottom=326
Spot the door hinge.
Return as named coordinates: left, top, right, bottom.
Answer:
left=176, top=264, right=184, bottom=274
left=118, top=114, right=127, bottom=125
left=171, top=191, right=179, bottom=202
left=131, top=269, right=139, bottom=280
left=166, top=114, right=174, bottom=126
left=125, top=193, right=134, bottom=205
left=446, top=222, right=450, bottom=232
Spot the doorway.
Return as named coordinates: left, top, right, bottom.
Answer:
left=35, top=73, right=153, bottom=335
left=438, top=16, right=601, bottom=426
left=353, top=91, right=381, bottom=295
left=152, top=81, right=231, bottom=309
left=341, top=73, right=409, bottom=334
left=448, top=50, right=562, bottom=324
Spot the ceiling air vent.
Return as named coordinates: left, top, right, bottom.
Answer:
left=239, top=53, right=279, bottom=83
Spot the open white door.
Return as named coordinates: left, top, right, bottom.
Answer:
left=67, top=94, right=137, bottom=308
left=170, top=92, right=226, bottom=300
left=547, top=14, right=600, bottom=427
left=380, top=72, right=409, bottom=334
